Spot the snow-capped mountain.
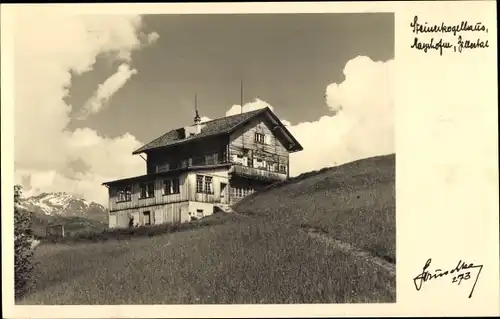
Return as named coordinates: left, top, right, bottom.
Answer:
left=18, top=192, right=108, bottom=223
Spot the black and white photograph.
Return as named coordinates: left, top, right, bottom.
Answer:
left=11, top=10, right=395, bottom=305
left=3, top=2, right=498, bottom=317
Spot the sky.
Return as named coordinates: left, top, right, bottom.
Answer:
left=13, top=12, right=394, bottom=205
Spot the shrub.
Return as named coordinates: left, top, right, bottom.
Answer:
left=44, top=212, right=242, bottom=245
left=14, top=185, right=36, bottom=300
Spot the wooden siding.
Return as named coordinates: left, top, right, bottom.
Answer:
left=230, top=165, right=287, bottom=182
left=146, top=135, right=229, bottom=174
left=109, top=202, right=190, bottom=229
left=229, top=116, right=289, bottom=164
left=186, top=168, right=229, bottom=202
left=108, top=167, right=230, bottom=216
left=228, top=115, right=290, bottom=180
left=108, top=172, right=189, bottom=212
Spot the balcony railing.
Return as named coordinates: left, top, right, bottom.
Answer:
left=156, top=153, right=229, bottom=173
left=229, top=164, right=287, bottom=182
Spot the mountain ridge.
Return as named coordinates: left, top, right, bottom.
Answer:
left=17, top=192, right=109, bottom=238
left=18, top=192, right=108, bottom=223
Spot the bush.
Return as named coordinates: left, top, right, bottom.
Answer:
left=44, top=212, right=242, bottom=245
left=14, top=185, right=36, bottom=300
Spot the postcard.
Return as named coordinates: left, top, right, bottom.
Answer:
left=1, top=1, right=498, bottom=317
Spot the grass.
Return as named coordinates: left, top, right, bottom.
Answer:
left=19, top=154, right=396, bottom=304
left=234, top=154, right=396, bottom=263
left=20, top=217, right=394, bottom=304
left=41, top=212, right=239, bottom=245
left=29, top=212, right=108, bottom=239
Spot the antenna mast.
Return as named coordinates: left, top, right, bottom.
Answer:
left=241, top=79, right=245, bottom=151
left=240, top=79, right=243, bottom=114
left=193, top=92, right=201, bottom=124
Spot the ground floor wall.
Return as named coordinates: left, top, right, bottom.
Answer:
left=108, top=200, right=224, bottom=228
left=188, top=201, right=217, bottom=219
left=109, top=201, right=190, bottom=229
left=107, top=174, right=279, bottom=228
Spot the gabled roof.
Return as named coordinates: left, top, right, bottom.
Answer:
left=133, top=107, right=303, bottom=154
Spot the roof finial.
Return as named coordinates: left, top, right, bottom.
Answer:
left=194, top=93, right=201, bottom=124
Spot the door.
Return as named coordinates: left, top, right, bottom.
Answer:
left=220, top=182, right=228, bottom=204
left=143, top=211, right=151, bottom=225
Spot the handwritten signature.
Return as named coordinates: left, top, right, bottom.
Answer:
left=413, top=258, right=483, bottom=298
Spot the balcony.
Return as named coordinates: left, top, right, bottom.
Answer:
left=156, top=153, right=229, bottom=173
left=229, top=164, right=287, bottom=182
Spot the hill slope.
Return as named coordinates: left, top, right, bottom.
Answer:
left=19, top=154, right=395, bottom=304
left=235, top=154, right=396, bottom=262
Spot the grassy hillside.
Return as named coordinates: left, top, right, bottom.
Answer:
left=235, top=154, right=396, bottom=262
left=19, top=154, right=396, bottom=304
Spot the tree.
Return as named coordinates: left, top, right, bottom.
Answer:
left=14, top=185, right=36, bottom=300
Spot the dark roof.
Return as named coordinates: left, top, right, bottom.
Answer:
left=133, top=108, right=270, bottom=154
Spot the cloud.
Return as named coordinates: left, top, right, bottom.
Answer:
left=286, top=56, right=394, bottom=175
left=147, top=31, right=160, bottom=44
left=78, top=63, right=138, bottom=119
left=13, top=11, right=157, bottom=205
left=224, top=56, right=393, bottom=176
left=225, top=98, right=273, bottom=116
left=200, top=116, right=212, bottom=123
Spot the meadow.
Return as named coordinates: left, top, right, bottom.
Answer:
left=19, top=154, right=396, bottom=304
left=235, top=154, right=396, bottom=263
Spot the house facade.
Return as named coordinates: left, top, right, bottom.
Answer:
left=102, top=107, right=303, bottom=229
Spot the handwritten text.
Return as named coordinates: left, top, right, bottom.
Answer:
left=413, top=258, right=483, bottom=298
left=410, top=16, right=490, bottom=55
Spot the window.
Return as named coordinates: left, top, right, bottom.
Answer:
left=255, top=132, right=266, bottom=144
left=233, top=187, right=253, bottom=198
left=205, top=153, right=215, bottom=165
left=196, top=175, right=204, bottom=193
left=116, top=186, right=132, bottom=202
left=180, top=159, right=188, bottom=168
left=196, top=175, right=214, bottom=194
left=163, top=179, right=171, bottom=195
left=196, top=209, right=204, bottom=218
left=279, top=165, right=287, bottom=173
left=172, top=178, right=180, bottom=194
left=204, top=176, right=213, bottom=194
left=140, top=182, right=155, bottom=199
left=162, top=178, right=180, bottom=195
left=255, top=158, right=266, bottom=169
left=163, top=178, right=180, bottom=195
